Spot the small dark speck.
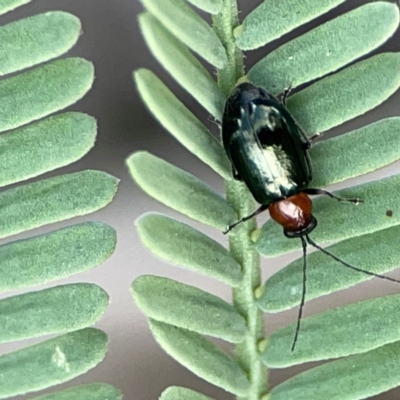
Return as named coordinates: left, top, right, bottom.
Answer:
left=386, top=210, right=393, bottom=217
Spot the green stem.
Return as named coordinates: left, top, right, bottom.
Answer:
left=213, top=2, right=267, bottom=399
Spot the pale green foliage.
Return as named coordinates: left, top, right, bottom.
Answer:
left=0, top=284, right=109, bottom=342
left=288, top=53, right=400, bottom=133
left=135, top=213, right=242, bottom=285
left=127, top=151, right=235, bottom=230
left=0, top=12, right=81, bottom=75
left=140, top=0, right=227, bottom=67
left=134, top=68, right=230, bottom=177
left=263, top=294, right=400, bottom=368
left=269, top=341, right=400, bottom=400
left=0, top=3, right=119, bottom=398
left=0, top=113, right=97, bottom=187
left=130, top=0, right=400, bottom=399
left=149, top=320, right=250, bottom=395
left=248, top=3, right=400, bottom=94
left=0, top=222, right=116, bottom=292
left=186, top=0, right=222, bottom=14
left=309, top=118, right=400, bottom=187
left=235, top=0, right=346, bottom=50
left=138, top=13, right=225, bottom=118
left=259, top=225, right=400, bottom=312
left=0, top=329, right=107, bottom=398
left=0, top=0, right=31, bottom=15
left=160, top=386, right=214, bottom=400
left=132, top=275, right=246, bottom=342
left=32, top=384, right=122, bottom=400
left=0, top=170, right=118, bottom=239
left=0, top=58, right=94, bottom=132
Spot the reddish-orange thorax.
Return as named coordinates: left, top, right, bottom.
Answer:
left=268, top=192, right=313, bottom=233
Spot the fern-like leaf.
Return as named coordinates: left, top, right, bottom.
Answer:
left=134, top=68, right=230, bottom=177
left=132, top=275, right=246, bottom=342
left=268, top=341, right=400, bottom=400
left=31, top=384, right=122, bottom=400
left=247, top=2, right=399, bottom=93
left=0, top=329, right=107, bottom=398
left=0, top=3, right=119, bottom=398
left=129, top=0, right=400, bottom=399
left=135, top=213, right=242, bottom=285
left=235, top=0, right=347, bottom=50
left=160, top=386, right=215, bottom=400
left=127, top=151, right=235, bottom=230
left=262, top=294, right=400, bottom=368
left=259, top=225, right=400, bottom=312
left=138, top=13, right=225, bottom=119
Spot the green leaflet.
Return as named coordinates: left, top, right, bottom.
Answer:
left=138, top=13, right=225, bottom=119
left=0, top=0, right=30, bottom=15
left=32, top=384, right=122, bottom=400
left=135, top=213, right=242, bottom=286
left=0, top=284, right=108, bottom=343
left=269, top=341, right=400, bottom=400
left=149, top=320, right=250, bottom=395
left=186, top=0, right=222, bottom=14
left=160, top=386, right=215, bottom=400
left=132, top=275, right=246, bottom=343
left=258, top=225, right=400, bottom=312
left=0, top=113, right=96, bottom=187
left=235, top=0, right=346, bottom=50
left=0, top=170, right=118, bottom=239
left=140, top=0, right=227, bottom=68
left=309, top=118, right=400, bottom=188
left=0, top=57, right=94, bottom=133
left=134, top=69, right=230, bottom=179
left=256, top=174, right=400, bottom=257
left=247, top=3, right=400, bottom=95
left=127, top=152, right=235, bottom=230
left=0, top=222, right=116, bottom=291
left=0, top=328, right=107, bottom=398
left=0, top=12, right=81, bottom=76
left=262, top=295, right=400, bottom=368
left=286, top=53, right=400, bottom=134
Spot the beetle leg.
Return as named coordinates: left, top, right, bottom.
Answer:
left=280, top=85, right=293, bottom=106
left=208, top=115, right=221, bottom=127
left=301, top=132, right=323, bottom=150
left=303, top=188, right=363, bottom=204
left=223, top=204, right=269, bottom=234
left=304, top=152, right=313, bottom=181
left=309, top=132, right=323, bottom=142
left=301, top=140, right=311, bottom=150
left=232, top=166, right=242, bottom=181
left=300, top=131, right=323, bottom=151
left=295, top=124, right=314, bottom=180
left=294, top=122, right=312, bottom=149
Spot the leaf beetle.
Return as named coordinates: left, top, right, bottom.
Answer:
left=222, top=82, right=400, bottom=351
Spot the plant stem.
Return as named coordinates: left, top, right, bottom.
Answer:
left=213, top=1, right=267, bottom=399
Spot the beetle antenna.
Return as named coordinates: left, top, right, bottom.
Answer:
left=305, top=235, right=400, bottom=284
left=291, top=236, right=308, bottom=353
left=223, top=204, right=269, bottom=234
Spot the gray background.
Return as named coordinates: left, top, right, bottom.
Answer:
left=2, top=0, right=400, bottom=399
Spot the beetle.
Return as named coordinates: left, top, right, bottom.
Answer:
left=222, top=82, right=400, bottom=351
